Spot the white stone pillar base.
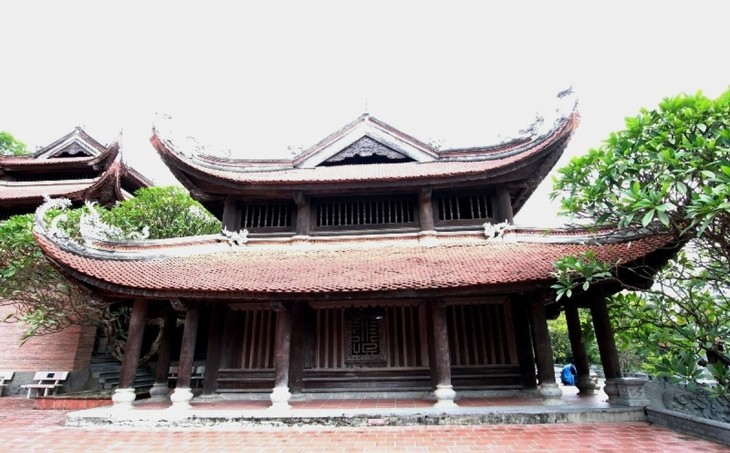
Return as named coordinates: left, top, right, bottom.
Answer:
left=433, top=384, right=458, bottom=408
left=613, top=378, right=650, bottom=407
left=539, top=383, right=565, bottom=405
left=604, top=378, right=620, bottom=402
left=169, top=387, right=194, bottom=410
left=111, top=388, right=136, bottom=409
left=577, top=376, right=599, bottom=396
left=149, top=382, right=171, bottom=400
left=268, top=386, right=292, bottom=411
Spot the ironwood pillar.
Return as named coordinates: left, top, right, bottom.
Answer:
left=170, top=303, right=200, bottom=409
left=419, top=187, right=435, bottom=232
left=203, top=304, right=226, bottom=395
left=527, top=292, right=563, bottom=405
left=294, top=192, right=310, bottom=236
left=112, top=298, right=147, bottom=409
left=511, top=296, right=537, bottom=389
left=564, top=303, right=598, bottom=395
left=150, top=306, right=176, bottom=399
left=495, top=187, right=514, bottom=224
left=288, top=303, right=306, bottom=393
left=222, top=196, right=240, bottom=231
left=270, top=302, right=292, bottom=410
left=590, top=294, right=622, bottom=401
left=430, top=301, right=457, bottom=408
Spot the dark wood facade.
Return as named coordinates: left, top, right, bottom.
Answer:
left=212, top=297, right=523, bottom=395
left=34, top=109, right=673, bottom=407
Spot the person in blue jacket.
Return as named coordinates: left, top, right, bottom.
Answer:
left=561, top=361, right=577, bottom=386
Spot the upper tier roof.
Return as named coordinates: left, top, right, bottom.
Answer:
left=151, top=111, right=579, bottom=205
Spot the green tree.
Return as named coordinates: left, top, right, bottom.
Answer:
left=548, top=311, right=600, bottom=366
left=0, top=186, right=221, bottom=344
left=551, top=88, right=730, bottom=395
left=0, top=131, right=29, bottom=155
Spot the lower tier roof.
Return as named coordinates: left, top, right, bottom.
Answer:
left=34, top=227, right=674, bottom=300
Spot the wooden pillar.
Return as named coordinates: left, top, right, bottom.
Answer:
left=203, top=304, right=226, bottom=395
left=511, top=296, right=537, bottom=389
left=419, top=187, right=435, bottom=232
left=150, top=306, right=176, bottom=399
left=430, top=301, right=457, bottom=407
left=170, top=303, right=200, bottom=409
left=222, top=196, right=240, bottom=231
left=270, top=302, right=292, bottom=410
left=527, top=292, right=563, bottom=404
left=564, top=303, right=598, bottom=395
left=495, top=187, right=514, bottom=224
left=112, top=299, right=147, bottom=408
left=590, top=294, right=622, bottom=401
left=288, top=302, right=306, bottom=393
left=294, top=192, right=310, bottom=236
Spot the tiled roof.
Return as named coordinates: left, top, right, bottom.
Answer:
left=0, top=140, right=117, bottom=169
left=0, top=180, right=101, bottom=201
left=0, top=140, right=152, bottom=208
left=151, top=113, right=578, bottom=187
left=35, top=229, right=672, bottom=299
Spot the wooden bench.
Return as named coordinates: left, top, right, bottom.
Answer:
left=168, top=365, right=205, bottom=388
left=0, top=371, right=13, bottom=396
left=20, top=371, right=68, bottom=398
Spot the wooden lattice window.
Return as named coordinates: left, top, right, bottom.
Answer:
left=240, top=202, right=294, bottom=230
left=346, top=308, right=386, bottom=364
left=435, top=192, right=493, bottom=225
left=314, top=196, right=416, bottom=229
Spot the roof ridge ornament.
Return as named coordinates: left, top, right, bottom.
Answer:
left=484, top=221, right=509, bottom=241
left=222, top=227, right=249, bottom=247
left=36, top=196, right=73, bottom=240
left=78, top=201, right=149, bottom=246
left=502, top=87, right=579, bottom=144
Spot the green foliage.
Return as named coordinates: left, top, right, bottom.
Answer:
left=552, top=89, right=730, bottom=238
left=0, top=213, right=93, bottom=340
left=104, top=186, right=220, bottom=239
left=0, top=214, right=39, bottom=279
left=551, top=251, right=612, bottom=300
left=0, top=186, right=221, bottom=341
left=548, top=311, right=600, bottom=366
left=0, top=131, right=29, bottom=156
left=551, top=88, right=730, bottom=395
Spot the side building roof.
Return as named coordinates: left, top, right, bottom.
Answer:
left=0, top=129, right=153, bottom=216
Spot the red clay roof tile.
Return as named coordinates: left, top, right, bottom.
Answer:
left=35, top=231, right=671, bottom=298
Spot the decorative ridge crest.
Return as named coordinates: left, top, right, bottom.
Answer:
left=502, top=224, right=666, bottom=245
left=33, top=197, right=225, bottom=262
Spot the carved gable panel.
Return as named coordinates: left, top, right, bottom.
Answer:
left=322, top=136, right=412, bottom=166
left=53, top=141, right=95, bottom=158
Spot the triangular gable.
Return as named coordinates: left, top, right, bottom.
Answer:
left=34, top=128, right=106, bottom=160
left=320, top=136, right=413, bottom=166
left=295, top=114, right=438, bottom=168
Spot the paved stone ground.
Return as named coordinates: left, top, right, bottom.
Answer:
left=1, top=397, right=727, bottom=452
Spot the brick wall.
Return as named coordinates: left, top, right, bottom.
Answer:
left=0, top=303, right=95, bottom=371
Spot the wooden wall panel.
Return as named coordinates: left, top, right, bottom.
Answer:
left=225, top=309, right=276, bottom=370
left=447, top=302, right=517, bottom=366
left=309, top=305, right=424, bottom=370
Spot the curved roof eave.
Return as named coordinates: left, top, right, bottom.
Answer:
left=150, top=113, right=578, bottom=196
left=33, top=217, right=674, bottom=301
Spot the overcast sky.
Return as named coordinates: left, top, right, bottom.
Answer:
left=2, top=1, right=728, bottom=225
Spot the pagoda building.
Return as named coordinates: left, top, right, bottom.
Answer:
left=33, top=108, right=677, bottom=409
left=0, top=128, right=153, bottom=389
left=0, top=127, right=151, bottom=219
